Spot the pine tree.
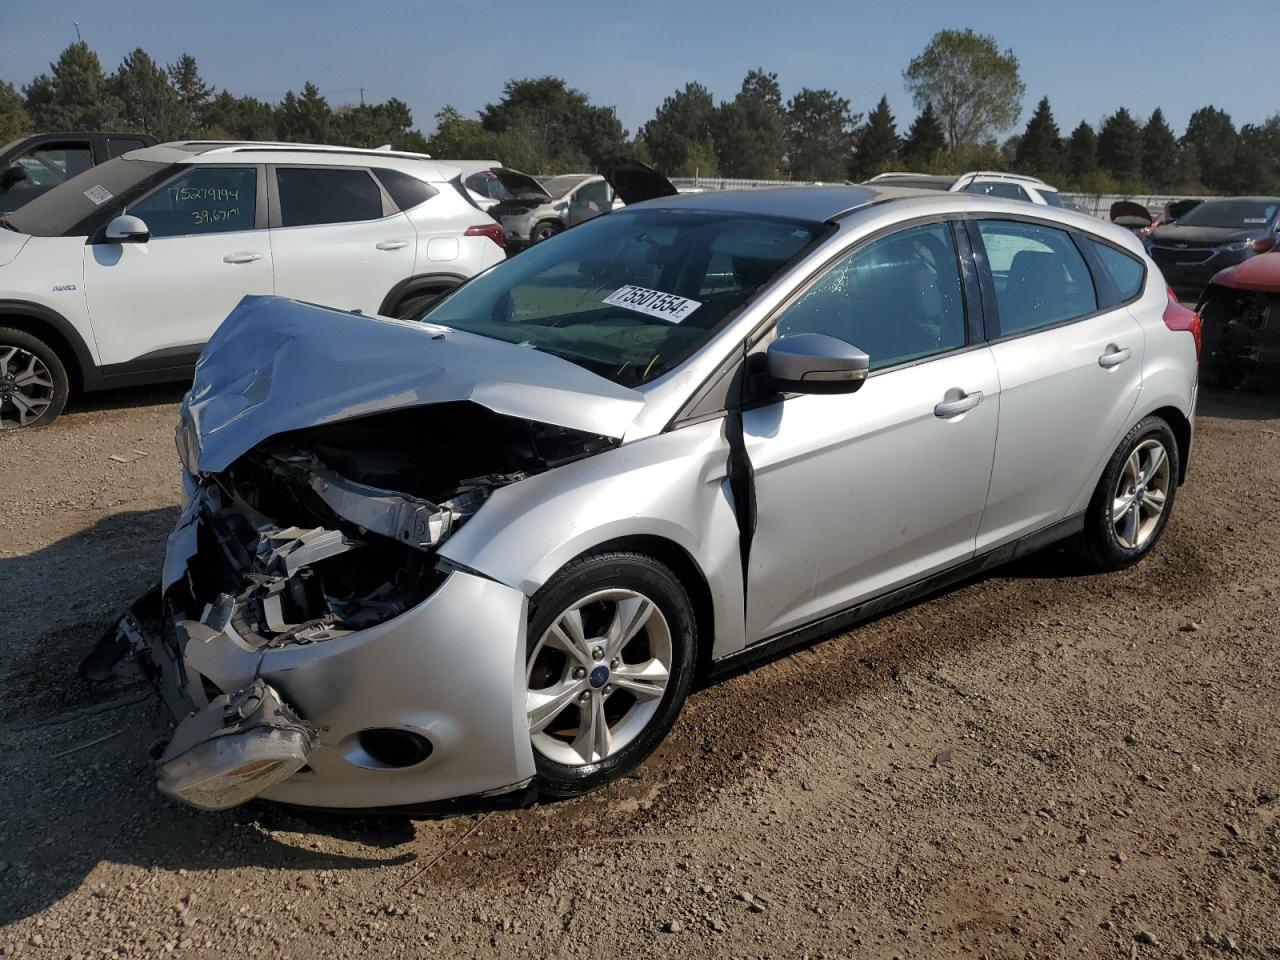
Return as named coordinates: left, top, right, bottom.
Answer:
left=1140, top=108, right=1179, bottom=190
left=901, top=102, right=945, bottom=169
left=785, top=87, right=857, bottom=181
left=277, top=82, right=332, bottom=143
left=1098, top=108, right=1144, bottom=182
left=168, top=53, right=212, bottom=136
left=849, top=95, right=899, bottom=180
left=1014, top=96, right=1061, bottom=177
left=1065, top=121, right=1098, bottom=179
left=23, top=41, right=118, bottom=130
left=0, top=81, right=30, bottom=143
left=111, top=48, right=184, bottom=138
left=639, top=83, right=718, bottom=177
left=1182, top=106, right=1238, bottom=191
left=712, top=69, right=787, bottom=178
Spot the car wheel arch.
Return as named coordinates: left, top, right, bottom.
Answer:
left=1147, top=405, right=1191, bottom=485
left=378, top=272, right=468, bottom=318
left=554, top=534, right=718, bottom=680
left=0, top=300, right=95, bottom=392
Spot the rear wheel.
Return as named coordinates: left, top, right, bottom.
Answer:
left=0, top=327, right=68, bottom=430
left=525, top=552, right=696, bottom=798
left=393, top=287, right=453, bottom=321
left=1070, top=416, right=1179, bottom=570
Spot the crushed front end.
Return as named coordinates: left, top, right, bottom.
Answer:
left=113, top=401, right=615, bottom=811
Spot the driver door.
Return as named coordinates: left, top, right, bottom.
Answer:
left=742, top=221, right=1000, bottom=642
left=82, top=165, right=272, bottom=368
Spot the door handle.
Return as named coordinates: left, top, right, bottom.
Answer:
left=222, top=252, right=263, bottom=264
left=375, top=240, right=409, bottom=251
left=1098, top=344, right=1132, bottom=368
left=934, top=390, right=984, bottom=418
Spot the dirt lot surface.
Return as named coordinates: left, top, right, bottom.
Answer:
left=1, top=381, right=1278, bottom=960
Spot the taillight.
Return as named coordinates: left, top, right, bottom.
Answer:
left=464, top=222, right=505, bottom=249
left=1163, top=284, right=1201, bottom=358
left=1253, top=234, right=1276, bottom=254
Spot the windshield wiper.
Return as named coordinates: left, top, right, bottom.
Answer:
left=0, top=215, right=16, bottom=232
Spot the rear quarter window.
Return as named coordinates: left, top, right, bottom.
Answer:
left=373, top=168, right=437, bottom=211
left=1088, top=239, right=1146, bottom=303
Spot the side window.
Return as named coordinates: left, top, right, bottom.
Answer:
left=276, top=167, right=384, bottom=227
left=128, top=166, right=257, bottom=238
left=775, top=222, right=967, bottom=371
left=976, top=220, right=1098, bottom=335
left=1087, top=239, right=1146, bottom=303
left=5, top=142, right=93, bottom=192
left=965, top=181, right=1030, bottom=202
left=106, top=138, right=148, bottom=158
left=575, top=180, right=611, bottom=208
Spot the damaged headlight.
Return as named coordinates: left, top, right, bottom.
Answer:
left=156, top=680, right=314, bottom=810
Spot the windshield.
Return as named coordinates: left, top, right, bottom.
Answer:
left=421, top=207, right=826, bottom=386
left=1040, top=190, right=1065, bottom=208
left=1176, top=199, right=1278, bottom=229
left=539, top=175, right=588, bottom=199
left=6, top=156, right=176, bottom=237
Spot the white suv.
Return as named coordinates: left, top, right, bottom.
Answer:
left=868, top=171, right=1071, bottom=208
left=0, top=141, right=506, bottom=428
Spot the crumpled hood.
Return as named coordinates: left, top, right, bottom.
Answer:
left=0, top=228, right=30, bottom=266
left=1210, top=252, right=1280, bottom=292
left=185, top=296, right=645, bottom=473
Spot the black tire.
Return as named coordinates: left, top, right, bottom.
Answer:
left=530, top=220, right=562, bottom=244
left=393, top=287, right=451, bottom=321
left=0, top=326, right=69, bottom=430
left=1070, top=415, right=1180, bottom=571
left=525, top=551, right=696, bottom=799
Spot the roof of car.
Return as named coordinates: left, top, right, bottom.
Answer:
left=125, top=140, right=464, bottom=181
left=632, top=184, right=948, bottom=222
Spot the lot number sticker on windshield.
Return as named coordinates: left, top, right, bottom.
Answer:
left=603, top=285, right=701, bottom=323
left=83, top=185, right=114, bottom=206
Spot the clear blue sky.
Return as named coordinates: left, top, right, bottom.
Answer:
left=2, top=0, right=1277, bottom=138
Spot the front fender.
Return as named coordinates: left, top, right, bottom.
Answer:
left=438, top=418, right=749, bottom=658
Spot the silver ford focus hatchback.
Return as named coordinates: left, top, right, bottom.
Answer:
left=117, top=184, right=1200, bottom=811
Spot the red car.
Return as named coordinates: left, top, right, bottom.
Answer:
left=1198, top=251, right=1280, bottom=387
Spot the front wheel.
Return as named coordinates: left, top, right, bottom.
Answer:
left=0, top=327, right=68, bottom=429
left=1070, top=416, right=1180, bottom=570
left=530, top=220, right=562, bottom=244
left=524, top=552, right=696, bottom=798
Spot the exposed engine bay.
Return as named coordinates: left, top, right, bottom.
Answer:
left=167, top=401, right=615, bottom=650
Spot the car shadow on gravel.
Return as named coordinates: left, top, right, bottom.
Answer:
left=1198, top=375, right=1280, bottom=421
left=64, top=381, right=189, bottom=417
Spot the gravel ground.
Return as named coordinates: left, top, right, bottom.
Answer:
left=1, top=380, right=1278, bottom=959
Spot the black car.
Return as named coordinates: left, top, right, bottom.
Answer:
left=0, top=131, right=158, bottom=213
left=1148, top=197, right=1280, bottom=300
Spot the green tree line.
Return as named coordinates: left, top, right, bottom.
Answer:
left=2, top=32, right=1277, bottom=194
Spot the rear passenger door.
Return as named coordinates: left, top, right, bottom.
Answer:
left=971, top=219, right=1146, bottom=550
left=267, top=165, right=416, bottom=312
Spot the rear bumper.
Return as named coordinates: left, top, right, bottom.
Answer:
left=134, top=563, right=537, bottom=810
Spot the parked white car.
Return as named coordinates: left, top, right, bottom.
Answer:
left=0, top=141, right=507, bottom=428
left=868, top=170, right=1072, bottom=208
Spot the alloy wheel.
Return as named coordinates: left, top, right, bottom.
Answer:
left=0, top=344, right=55, bottom=429
left=526, top=588, right=672, bottom=766
left=1111, top=438, right=1171, bottom=549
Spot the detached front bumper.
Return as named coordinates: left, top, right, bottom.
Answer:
left=131, top=548, right=537, bottom=811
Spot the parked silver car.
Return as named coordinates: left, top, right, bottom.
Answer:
left=113, top=184, right=1200, bottom=811
left=486, top=160, right=676, bottom=248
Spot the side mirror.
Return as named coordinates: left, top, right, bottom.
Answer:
left=104, top=214, right=150, bottom=244
left=765, top=332, right=870, bottom=394
left=0, top=164, right=27, bottom=190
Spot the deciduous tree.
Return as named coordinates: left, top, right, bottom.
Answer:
left=903, top=29, right=1024, bottom=153
left=0, top=81, right=30, bottom=144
